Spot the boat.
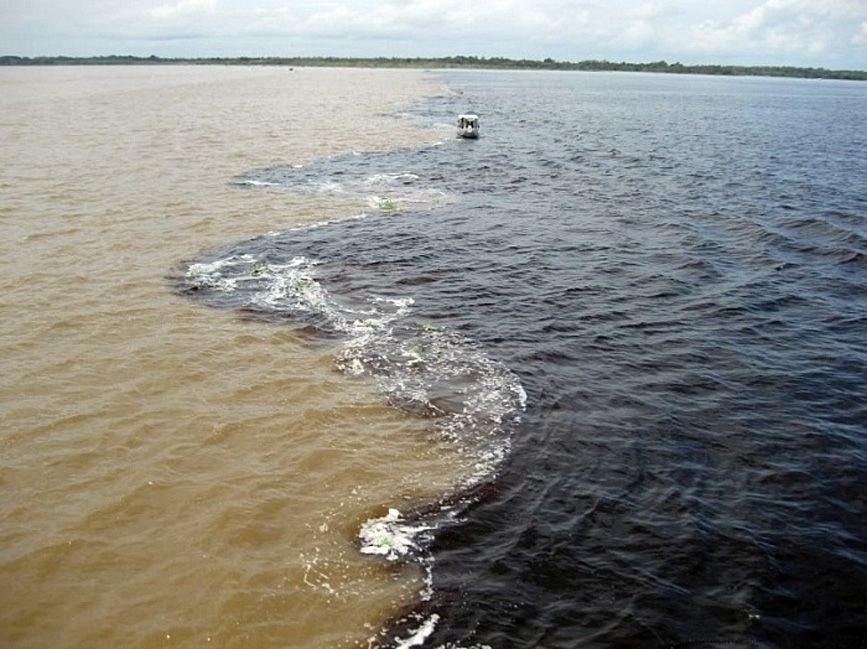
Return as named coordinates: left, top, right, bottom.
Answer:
left=457, top=114, right=480, bottom=139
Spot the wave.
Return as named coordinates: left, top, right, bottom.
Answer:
left=232, top=149, right=457, bottom=214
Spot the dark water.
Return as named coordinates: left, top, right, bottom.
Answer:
left=178, top=71, right=867, bottom=647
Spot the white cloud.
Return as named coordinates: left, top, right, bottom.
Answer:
left=1, top=0, right=865, bottom=67
left=619, top=20, right=655, bottom=48
left=151, top=0, right=216, bottom=20
left=686, top=0, right=867, bottom=64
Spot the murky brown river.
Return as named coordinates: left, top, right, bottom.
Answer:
left=0, top=65, right=464, bottom=648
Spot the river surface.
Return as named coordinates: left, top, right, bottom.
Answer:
left=3, top=67, right=867, bottom=649
left=0, top=65, right=452, bottom=649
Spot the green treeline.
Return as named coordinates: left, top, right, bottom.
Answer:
left=1, top=54, right=865, bottom=81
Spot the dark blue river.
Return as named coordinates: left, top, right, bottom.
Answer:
left=176, top=70, right=867, bottom=647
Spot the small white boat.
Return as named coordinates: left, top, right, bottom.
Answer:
left=457, top=114, right=480, bottom=139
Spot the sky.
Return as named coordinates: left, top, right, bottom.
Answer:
left=3, top=0, right=867, bottom=69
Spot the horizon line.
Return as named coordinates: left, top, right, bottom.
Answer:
left=2, top=54, right=865, bottom=79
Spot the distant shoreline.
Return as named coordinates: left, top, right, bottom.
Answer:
left=2, top=55, right=866, bottom=81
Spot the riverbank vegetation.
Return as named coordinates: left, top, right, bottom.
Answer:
left=1, top=54, right=865, bottom=81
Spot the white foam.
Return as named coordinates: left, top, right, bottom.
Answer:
left=185, top=255, right=252, bottom=292
left=237, top=179, right=279, bottom=187
left=254, top=258, right=336, bottom=316
left=393, top=614, right=440, bottom=649
left=363, top=172, right=420, bottom=186
left=358, top=508, right=435, bottom=562
left=240, top=166, right=453, bottom=212
left=313, top=179, right=346, bottom=194
left=183, top=236, right=527, bottom=649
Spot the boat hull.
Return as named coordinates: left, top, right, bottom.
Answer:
left=457, top=113, right=480, bottom=139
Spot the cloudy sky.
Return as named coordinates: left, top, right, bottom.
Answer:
left=3, top=0, right=867, bottom=69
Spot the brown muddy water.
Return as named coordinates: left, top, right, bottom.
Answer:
left=0, top=65, right=462, bottom=648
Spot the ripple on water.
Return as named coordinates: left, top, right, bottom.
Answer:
left=177, top=71, right=867, bottom=648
